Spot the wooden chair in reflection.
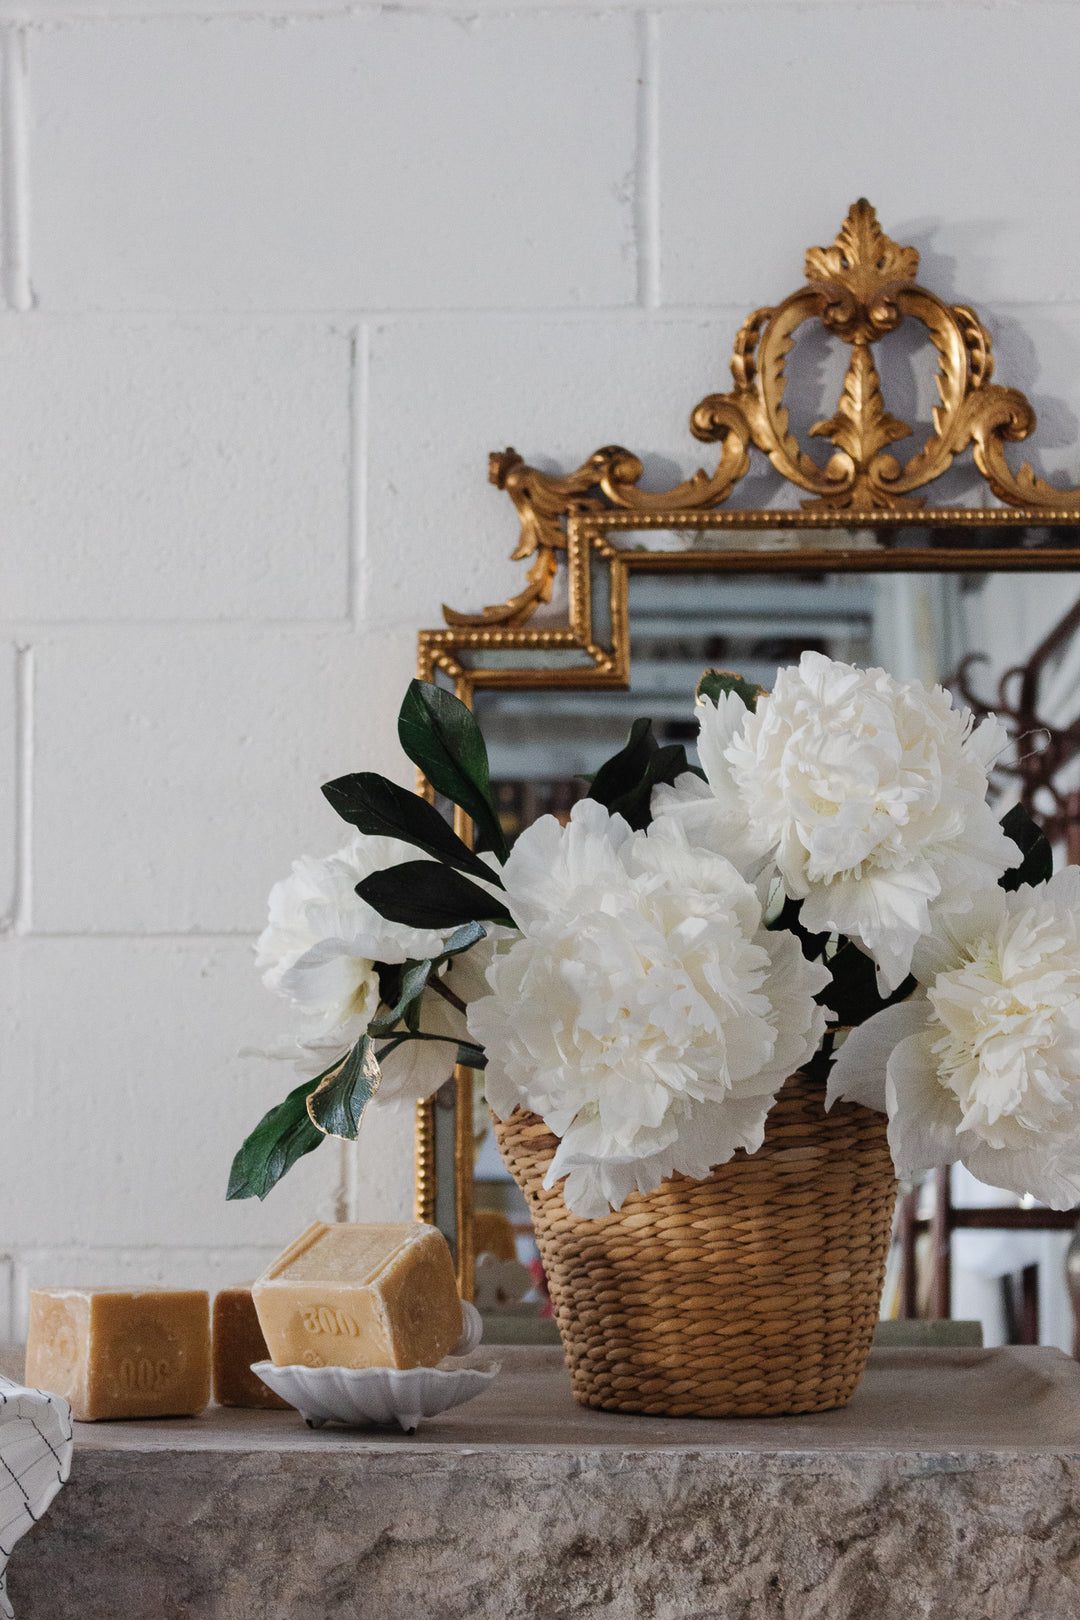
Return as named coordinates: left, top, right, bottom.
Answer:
left=896, top=1172, right=1079, bottom=1345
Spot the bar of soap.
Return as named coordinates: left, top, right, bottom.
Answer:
left=253, top=1221, right=463, bottom=1371
left=26, top=1288, right=210, bottom=1422
left=212, top=1285, right=289, bottom=1410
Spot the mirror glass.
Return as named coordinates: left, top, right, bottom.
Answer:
left=462, top=558, right=1080, bottom=1332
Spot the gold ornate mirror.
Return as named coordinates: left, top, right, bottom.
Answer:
left=411, top=201, right=1080, bottom=1304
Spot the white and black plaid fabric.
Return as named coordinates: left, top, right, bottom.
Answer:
left=0, top=1376, right=73, bottom=1618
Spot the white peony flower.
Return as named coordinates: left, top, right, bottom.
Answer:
left=652, top=651, right=1016, bottom=993
left=257, top=833, right=500, bottom=1109
left=467, top=799, right=830, bottom=1217
left=256, top=834, right=446, bottom=1036
left=827, top=869, right=1080, bottom=1208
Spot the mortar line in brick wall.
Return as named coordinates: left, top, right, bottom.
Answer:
left=635, top=10, right=660, bottom=310
left=0, top=1, right=1049, bottom=19
left=350, top=323, right=369, bottom=625
left=0, top=1258, right=11, bottom=1342
left=14, top=1245, right=283, bottom=1256
left=10, top=300, right=1080, bottom=323
left=0, top=617, right=357, bottom=633
left=20, top=929, right=269, bottom=939
left=3, top=644, right=34, bottom=936
left=1, top=27, right=31, bottom=313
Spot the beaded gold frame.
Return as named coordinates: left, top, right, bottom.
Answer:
left=413, top=201, right=1080, bottom=1298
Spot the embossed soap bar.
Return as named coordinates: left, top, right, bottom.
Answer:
left=212, top=1285, right=289, bottom=1409
left=253, top=1222, right=463, bottom=1370
left=26, top=1288, right=211, bottom=1422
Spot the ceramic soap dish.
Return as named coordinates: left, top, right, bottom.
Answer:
left=252, top=1301, right=497, bottom=1433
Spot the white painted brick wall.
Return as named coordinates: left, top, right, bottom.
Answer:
left=657, top=5, right=1080, bottom=309
left=0, top=1257, right=12, bottom=1343
left=28, top=13, right=639, bottom=311
left=0, top=642, right=16, bottom=926
left=1, top=0, right=1080, bottom=1342
left=30, top=625, right=418, bottom=933
left=0, top=319, right=354, bottom=621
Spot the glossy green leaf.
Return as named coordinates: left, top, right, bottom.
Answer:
left=320, top=771, right=503, bottom=887
left=586, top=718, right=699, bottom=830
left=397, top=681, right=508, bottom=862
left=226, top=1072, right=327, bottom=1201
left=357, top=861, right=515, bottom=930
left=607, top=743, right=696, bottom=831
left=586, top=717, right=657, bottom=811
left=306, top=1037, right=382, bottom=1140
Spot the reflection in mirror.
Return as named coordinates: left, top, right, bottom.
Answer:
left=477, top=568, right=1033, bottom=806
left=466, top=565, right=1080, bottom=1334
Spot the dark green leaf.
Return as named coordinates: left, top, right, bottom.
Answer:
left=306, top=1037, right=381, bottom=1140
left=321, top=771, right=503, bottom=887
left=226, top=1072, right=328, bottom=1201
left=369, top=956, right=435, bottom=1034
left=607, top=743, right=696, bottom=831
left=357, top=861, right=514, bottom=930
left=1000, top=803, right=1053, bottom=891
left=397, top=681, right=508, bottom=862
left=375, top=959, right=403, bottom=1010
left=770, top=894, right=830, bottom=962
left=587, top=717, right=658, bottom=812
left=696, top=668, right=764, bottom=711
left=818, top=938, right=916, bottom=1027
left=801, top=1030, right=837, bottom=1089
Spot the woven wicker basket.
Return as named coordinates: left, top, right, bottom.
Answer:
left=493, top=1073, right=897, bottom=1417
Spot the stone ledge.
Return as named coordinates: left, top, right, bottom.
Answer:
left=11, top=1347, right=1080, bottom=1620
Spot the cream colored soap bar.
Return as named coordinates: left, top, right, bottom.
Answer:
left=26, top=1288, right=211, bottom=1422
left=253, top=1222, right=463, bottom=1371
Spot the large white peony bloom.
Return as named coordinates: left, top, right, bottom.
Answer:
left=257, top=833, right=491, bottom=1107
left=257, top=834, right=447, bottom=1035
left=652, top=651, right=1016, bottom=993
left=827, top=869, right=1080, bottom=1208
left=467, top=799, right=830, bottom=1217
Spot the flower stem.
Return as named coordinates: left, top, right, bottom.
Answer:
left=428, top=975, right=467, bottom=1017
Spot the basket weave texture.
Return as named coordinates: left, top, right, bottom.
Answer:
left=493, top=1073, right=897, bottom=1417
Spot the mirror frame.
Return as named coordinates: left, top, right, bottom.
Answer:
left=411, top=201, right=1080, bottom=1297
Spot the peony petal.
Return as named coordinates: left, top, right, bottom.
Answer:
left=649, top=774, right=771, bottom=881
left=378, top=1036, right=457, bottom=1108
left=910, top=886, right=1006, bottom=985
left=278, top=939, right=381, bottom=1035
left=696, top=690, right=753, bottom=794
left=826, top=996, right=930, bottom=1113
left=958, top=1136, right=1080, bottom=1211
left=500, top=800, right=633, bottom=933
left=885, top=1029, right=965, bottom=1177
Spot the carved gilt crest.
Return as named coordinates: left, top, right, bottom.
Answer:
left=446, top=201, right=1080, bottom=631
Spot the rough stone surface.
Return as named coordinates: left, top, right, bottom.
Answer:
left=11, top=1348, right=1080, bottom=1619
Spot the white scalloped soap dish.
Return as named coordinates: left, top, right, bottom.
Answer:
left=252, top=1301, right=497, bottom=1433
